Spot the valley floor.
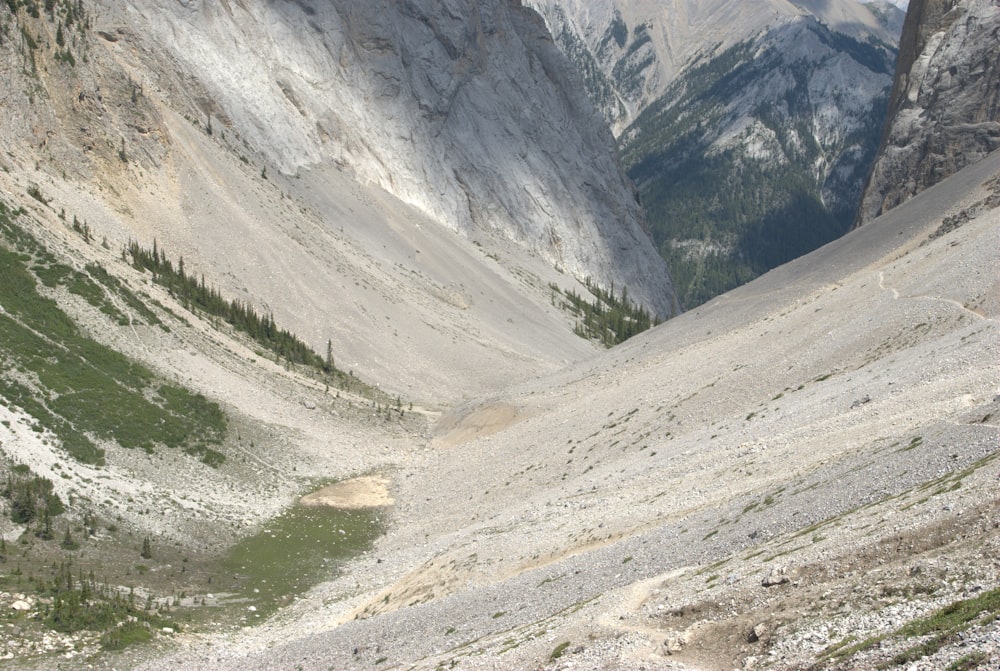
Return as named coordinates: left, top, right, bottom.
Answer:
left=108, top=154, right=1000, bottom=671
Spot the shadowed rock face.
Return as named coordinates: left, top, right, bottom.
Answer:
left=857, top=0, right=1000, bottom=224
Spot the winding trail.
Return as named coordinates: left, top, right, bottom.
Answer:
left=878, top=271, right=996, bottom=323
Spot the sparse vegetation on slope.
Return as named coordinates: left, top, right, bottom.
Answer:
left=0, top=203, right=227, bottom=465
left=3, top=0, right=90, bottom=76
left=818, top=585, right=1000, bottom=668
left=38, top=562, right=181, bottom=650
left=0, top=459, right=185, bottom=653
left=124, top=239, right=383, bottom=400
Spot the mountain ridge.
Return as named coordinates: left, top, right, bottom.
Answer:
left=106, top=0, right=679, bottom=317
left=529, top=0, right=903, bottom=307
left=0, top=0, right=682, bottom=404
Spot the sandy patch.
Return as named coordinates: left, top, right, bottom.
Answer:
left=299, top=476, right=394, bottom=509
left=431, top=402, right=521, bottom=447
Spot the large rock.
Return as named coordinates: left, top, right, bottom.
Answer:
left=857, top=0, right=1000, bottom=224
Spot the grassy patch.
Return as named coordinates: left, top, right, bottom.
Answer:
left=820, top=586, right=1000, bottom=667
left=550, top=641, right=571, bottom=660
left=222, top=498, right=385, bottom=621
left=947, top=651, right=988, bottom=671
left=822, top=633, right=884, bottom=662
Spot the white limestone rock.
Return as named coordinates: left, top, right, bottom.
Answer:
left=111, top=0, right=679, bottom=316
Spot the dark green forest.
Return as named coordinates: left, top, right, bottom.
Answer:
left=551, top=278, right=657, bottom=347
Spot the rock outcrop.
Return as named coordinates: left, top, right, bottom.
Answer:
left=857, top=0, right=1000, bottom=224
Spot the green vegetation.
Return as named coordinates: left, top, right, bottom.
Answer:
left=127, top=239, right=326, bottom=368
left=0, top=203, right=226, bottom=465
left=550, top=278, right=657, bottom=347
left=0, top=460, right=177, bottom=651
left=820, top=586, right=1000, bottom=667
left=550, top=641, right=571, bottom=660
left=5, top=562, right=180, bottom=651
left=124, top=240, right=376, bottom=404
left=884, top=587, right=1000, bottom=668
left=222, top=499, right=384, bottom=620
left=1, top=463, right=64, bottom=527
left=947, top=652, right=989, bottom=671
left=5, top=0, right=89, bottom=72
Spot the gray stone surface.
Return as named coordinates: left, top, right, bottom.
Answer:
left=858, top=0, right=1000, bottom=224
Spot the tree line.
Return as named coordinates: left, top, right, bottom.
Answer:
left=552, top=277, right=657, bottom=347
left=126, top=240, right=329, bottom=371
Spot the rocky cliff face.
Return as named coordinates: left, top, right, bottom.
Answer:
left=529, top=0, right=902, bottom=307
left=107, top=0, right=678, bottom=316
left=857, top=0, right=1000, bottom=224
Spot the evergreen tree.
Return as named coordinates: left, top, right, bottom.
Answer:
left=61, top=526, right=78, bottom=550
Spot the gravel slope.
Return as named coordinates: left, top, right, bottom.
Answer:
left=0, top=5, right=996, bottom=667
left=128, top=150, right=1000, bottom=671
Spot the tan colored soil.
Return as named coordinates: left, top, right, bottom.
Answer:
left=299, top=476, right=394, bottom=509
left=431, top=402, right=522, bottom=447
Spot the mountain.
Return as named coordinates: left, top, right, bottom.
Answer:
left=0, top=1, right=998, bottom=670
left=527, top=0, right=905, bottom=308
left=124, top=0, right=679, bottom=318
left=862, top=0, right=910, bottom=34
left=0, top=0, right=680, bottom=405
left=857, top=0, right=1000, bottom=224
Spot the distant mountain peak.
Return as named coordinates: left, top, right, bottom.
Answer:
left=529, top=0, right=901, bottom=307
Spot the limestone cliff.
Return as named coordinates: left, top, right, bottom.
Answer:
left=110, top=0, right=679, bottom=316
left=857, top=0, right=1000, bottom=224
